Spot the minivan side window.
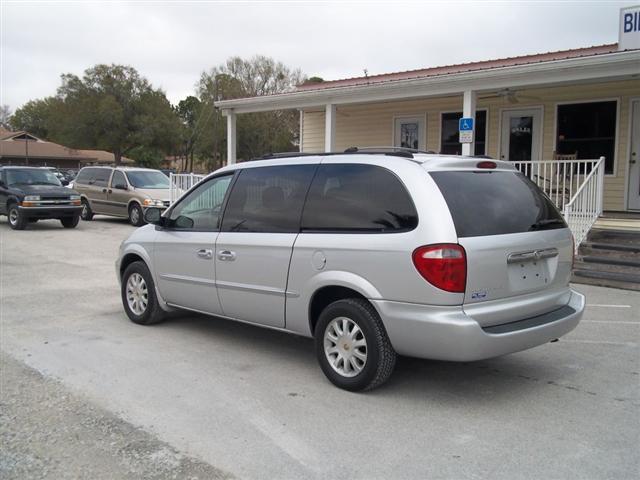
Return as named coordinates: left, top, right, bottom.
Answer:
left=74, top=168, right=93, bottom=185
left=301, top=164, right=418, bottom=232
left=111, top=170, right=127, bottom=188
left=91, top=169, right=111, bottom=187
left=221, top=165, right=317, bottom=233
left=167, top=174, right=233, bottom=231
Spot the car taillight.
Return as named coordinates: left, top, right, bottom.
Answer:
left=412, top=244, right=467, bottom=293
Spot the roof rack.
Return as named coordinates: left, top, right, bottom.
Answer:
left=256, top=146, right=433, bottom=161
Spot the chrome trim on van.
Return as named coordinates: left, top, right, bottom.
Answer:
left=507, top=248, right=559, bottom=263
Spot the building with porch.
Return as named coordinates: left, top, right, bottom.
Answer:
left=216, top=42, right=640, bottom=213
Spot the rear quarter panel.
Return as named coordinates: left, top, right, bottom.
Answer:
left=285, top=156, right=464, bottom=336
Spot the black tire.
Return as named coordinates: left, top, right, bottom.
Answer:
left=8, top=203, right=27, bottom=230
left=315, top=298, right=396, bottom=391
left=121, top=261, right=165, bottom=325
left=61, top=215, right=80, bottom=228
left=128, top=203, right=145, bottom=227
left=80, top=199, right=93, bottom=221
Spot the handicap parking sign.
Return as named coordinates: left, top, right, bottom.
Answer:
left=459, top=117, right=474, bottom=131
left=459, top=117, right=474, bottom=143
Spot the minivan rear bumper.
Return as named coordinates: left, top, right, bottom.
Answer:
left=372, top=289, right=585, bottom=361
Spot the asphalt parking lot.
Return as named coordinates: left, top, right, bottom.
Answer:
left=1, top=216, right=639, bottom=480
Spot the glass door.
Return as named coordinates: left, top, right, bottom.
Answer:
left=500, top=108, right=542, bottom=162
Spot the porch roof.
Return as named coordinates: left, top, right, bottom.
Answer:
left=215, top=45, right=640, bottom=114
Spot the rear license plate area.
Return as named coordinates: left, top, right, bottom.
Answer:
left=508, top=259, right=549, bottom=291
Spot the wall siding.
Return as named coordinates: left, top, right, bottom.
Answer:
left=302, top=79, right=640, bottom=211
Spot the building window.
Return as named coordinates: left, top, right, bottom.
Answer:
left=556, top=101, right=617, bottom=174
left=394, top=116, right=425, bottom=150
left=440, top=110, right=487, bottom=156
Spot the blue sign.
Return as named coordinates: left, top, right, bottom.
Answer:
left=459, top=117, right=474, bottom=131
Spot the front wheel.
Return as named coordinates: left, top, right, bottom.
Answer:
left=8, top=204, right=27, bottom=230
left=121, top=261, right=165, bottom=325
left=128, top=203, right=144, bottom=227
left=315, top=298, right=396, bottom=391
left=61, top=215, right=80, bottom=228
left=80, top=200, right=93, bottom=221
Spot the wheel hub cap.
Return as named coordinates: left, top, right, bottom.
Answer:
left=126, top=273, right=148, bottom=315
left=324, top=317, right=367, bottom=378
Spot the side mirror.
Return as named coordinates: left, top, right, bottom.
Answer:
left=61, top=179, right=69, bottom=186
left=143, top=207, right=163, bottom=225
left=114, top=183, right=128, bottom=190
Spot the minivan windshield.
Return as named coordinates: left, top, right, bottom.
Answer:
left=430, top=170, right=566, bottom=237
left=6, top=169, right=62, bottom=187
left=125, top=171, right=170, bottom=189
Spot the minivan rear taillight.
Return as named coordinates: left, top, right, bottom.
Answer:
left=412, top=244, right=467, bottom=293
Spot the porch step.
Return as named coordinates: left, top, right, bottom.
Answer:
left=592, top=215, right=640, bottom=232
left=571, top=225, right=640, bottom=291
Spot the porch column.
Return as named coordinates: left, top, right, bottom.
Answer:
left=325, top=104, right=336, bottom=152
left=226, top=109, right=237, bottom=165
left=461, top=90, right=477, bottom=156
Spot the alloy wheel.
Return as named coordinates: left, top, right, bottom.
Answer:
left=323, top=316, right=368, bottom=378
left=126, top=273, right=148, bottom=315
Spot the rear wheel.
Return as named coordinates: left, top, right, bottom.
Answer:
left=315, top=298, right=396, bottom=391
left=8, top=204, right=27, bottom=230
left=128, top=203, right=144, bottom=227
left=61, top=215, right=80, bottom=228
left=80, top=199, right=93, bottom=221
left=121, top=261, right=165, bottom=325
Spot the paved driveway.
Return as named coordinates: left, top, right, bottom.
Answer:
left=1, top=217, right=639, bottom=479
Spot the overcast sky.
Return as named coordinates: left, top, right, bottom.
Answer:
left=1, top=0, right=637, bottom=111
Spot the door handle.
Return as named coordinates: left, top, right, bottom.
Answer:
left=102, top=188, right=107, bottom=193
left=196, top=249, right=213, bottom=259
left=217, top=250, right=236, bottom=261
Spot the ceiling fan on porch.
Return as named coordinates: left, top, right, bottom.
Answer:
left=479, top=88, right=541, bottom=104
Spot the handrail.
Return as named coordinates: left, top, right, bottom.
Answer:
left=562, top=156, right=605, bottom=248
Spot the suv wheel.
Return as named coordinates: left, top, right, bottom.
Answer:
left=8, top=203, right=27, bottom=230
left=315, top=298, right=396, bottom=391
left=121, top=261, right=165, bottom=325
left=61, top=215, right=80, bottom=228
left=80, top=199, right=93, bottom=221
left=128, top=203, right=144, bottom=227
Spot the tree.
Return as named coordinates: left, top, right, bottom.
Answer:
left=53, top=64, right=181, bottom=164
left=10, top=98, right=63, bottom=137
left=0, top=105, right=12, bottom=129
left=176, top=95, right=203, bottom=172
left=198, top=56, right=305, bottom=165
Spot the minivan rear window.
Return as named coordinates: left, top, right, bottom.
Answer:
left=430, top=171, right=566, bottom=237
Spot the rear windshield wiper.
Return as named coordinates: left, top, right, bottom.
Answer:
left=529, top=219, right=565, bottom=231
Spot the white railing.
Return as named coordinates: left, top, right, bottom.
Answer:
left=512, top=158, right=602, bottom=212
left=562, top=157, right=605, bottom=248
left=169, top=173, right=206, bottom=203
left=512, top=157, right=605, bottom=247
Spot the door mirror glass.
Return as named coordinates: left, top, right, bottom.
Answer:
left=114, top=183, right=127, bottom=190
left=61, top=179, right=69, bottom=186
left=143, top=207, right=163, bottom=225
left=174, top=215, right=194, bottom=229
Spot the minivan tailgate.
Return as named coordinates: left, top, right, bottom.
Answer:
left=459, top=229, right=573, bottom=326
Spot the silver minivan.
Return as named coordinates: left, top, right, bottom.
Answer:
left=116, top=151, right=585, bottom=391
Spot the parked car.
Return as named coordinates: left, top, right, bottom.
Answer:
left=116, top=151, right=585, bottom=391
left=0, top=166, right=82, bottom=230
left=74, top=166, right=171, bottom=226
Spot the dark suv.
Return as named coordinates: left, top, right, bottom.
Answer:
left=0, top=166, right=83, bottom=230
